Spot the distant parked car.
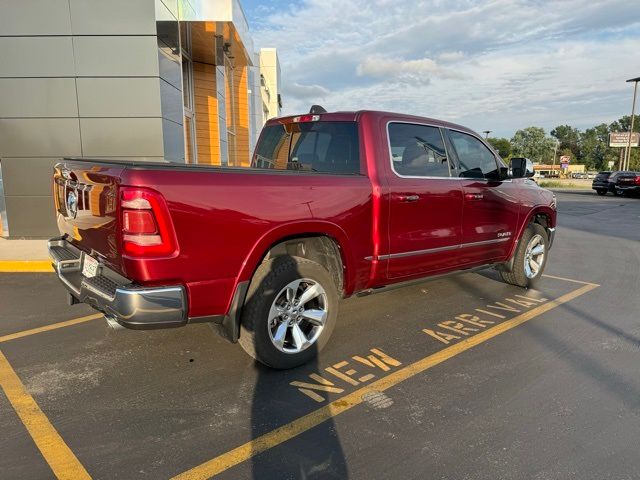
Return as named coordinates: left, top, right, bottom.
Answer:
left=572, top=172, right=587, bottom=179
left=593, top=171, right=637, bottom=196
left=615, top=172, right=640, bottom=196
left=586, top=172, right=596, bottom=179
left=592, top=171, right=612, bottom=195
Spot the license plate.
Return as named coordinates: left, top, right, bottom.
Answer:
left=82, top=254, right=99, bottom=278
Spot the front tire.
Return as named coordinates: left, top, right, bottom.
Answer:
left=500, top=224, right=549, bottom=288
left=596, top=189, right=606, bottom=196
left=239, top=256, right=339, bottom=369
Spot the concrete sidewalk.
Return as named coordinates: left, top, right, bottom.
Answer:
left=0, top=238, right=51, bottom=271
left=0, top=238, right=49, bottom=261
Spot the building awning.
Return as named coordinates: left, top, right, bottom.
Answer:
left=179, top=0, right=254, bottom=65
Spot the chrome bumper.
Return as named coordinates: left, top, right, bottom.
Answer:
left=48, top=238, right=187, bottom=329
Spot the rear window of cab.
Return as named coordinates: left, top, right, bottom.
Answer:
left=253, top=121, right=360, bottom=174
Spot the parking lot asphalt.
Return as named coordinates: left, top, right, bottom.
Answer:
left=1, top=191, right=639, bottom=480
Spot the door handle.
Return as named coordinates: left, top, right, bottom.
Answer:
left=464, top=193, right=484, bottom=201
left=396, top=194, right=420, bottom=202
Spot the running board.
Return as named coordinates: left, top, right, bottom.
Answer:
left=356, top=263, right=498, bottom=297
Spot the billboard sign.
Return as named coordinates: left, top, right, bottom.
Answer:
left=609, top=132, right=639, bottom=148
left=559, top=155, right=571, bottom=163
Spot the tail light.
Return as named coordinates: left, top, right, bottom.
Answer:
left=635, top=176, right=640, bottom=185
left=120, top=187, right=178, bottom=257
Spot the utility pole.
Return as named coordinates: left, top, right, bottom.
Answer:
left=552, top=139, right=559, bottom=177
left=624, top=76, right=640, bottom=171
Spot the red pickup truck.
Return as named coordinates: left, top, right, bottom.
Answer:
left=49, top=109, right=556, bottom=368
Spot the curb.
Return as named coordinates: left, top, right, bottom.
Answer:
left=0, top=261, right=54, bottom=272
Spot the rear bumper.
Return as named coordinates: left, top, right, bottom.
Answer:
left=48, top=238, right=187, bottom=329
left=615, top=185, right=640, bottom=194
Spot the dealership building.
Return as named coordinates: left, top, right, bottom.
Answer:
left=0, top=0, right=281, bottom=237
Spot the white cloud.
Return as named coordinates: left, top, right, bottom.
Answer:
left=356, top=56, right=463, bottom=84
left=285, top=82, right=330, bottom=100
left=252, top=0, right=640, bottom=137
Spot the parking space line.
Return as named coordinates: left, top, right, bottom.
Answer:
left=173, top=281, right=598, bottom=480
left=0, top=349, right=91, bottom=479
left=542, top=274, right=597, bottom=285
left=0, top=314, right=103, bottom=344
left=0, top=261, right=53, bottom=273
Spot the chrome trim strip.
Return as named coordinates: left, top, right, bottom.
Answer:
left=373, top=237, right=510, bottom=261
left=115, top=286, right=184, bottom=296
left=379, top=243, right=459, bottom=260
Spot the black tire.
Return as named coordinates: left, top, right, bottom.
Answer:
left=238, top=255, right=339, bottom=369
left=596, top=189, right=607, bottom=196
left=612, top=188, right=621, bottom=196
left=500, top=223, right=549, bottom=288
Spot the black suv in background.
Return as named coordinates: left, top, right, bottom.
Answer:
left=592, top=171, right=637, bottom=196
left=592, top=171, right=612, bottom=195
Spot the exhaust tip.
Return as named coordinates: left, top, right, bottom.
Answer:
left=104, top=315, right=125, bottom=330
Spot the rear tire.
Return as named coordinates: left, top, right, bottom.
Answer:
left=596, top=189, right=606, bottom=196
left=238, top=256, right=339, bottom=369
left=500, top=223, right=549, bottom=288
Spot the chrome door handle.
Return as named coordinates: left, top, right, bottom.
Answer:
left=397, top=194, right=420, bottom=202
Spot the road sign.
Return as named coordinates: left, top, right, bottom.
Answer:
left=609, top=132, right=639, bottom=148
left=559, top=155, right=571, bottom=163
left=608, top=161, right=614, bottom=168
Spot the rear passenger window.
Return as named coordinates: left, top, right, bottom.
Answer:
left=388, top=123, right=450, bottom=177
left=448, top=130, right=499, bottom=179
left=252, top=121, right=360, bottom=174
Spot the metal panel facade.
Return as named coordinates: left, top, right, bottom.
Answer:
left=76, top=78, right=163, bottom=117
left=0, top=79, right=79, bottom=118
left=0, top=0, right=177, bottom=237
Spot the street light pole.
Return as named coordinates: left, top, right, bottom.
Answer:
left=483, top=130, right=491, bottom=140
left=624, top=76, right=640, bottom=171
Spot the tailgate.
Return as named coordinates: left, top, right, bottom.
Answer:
left=53, top=161, right=125, bottom=273
left=617, top=174, right=637, bottom=185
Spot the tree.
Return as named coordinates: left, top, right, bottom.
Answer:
left=551, top=125, right=581, bottom=160
left=579, top=123, right=614, bottom=171
left=487, top=137, right=512, bottom=159
left=510, top=127, right=556, bottom=163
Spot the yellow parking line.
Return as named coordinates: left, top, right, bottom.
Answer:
left=0, top=349, right=91, bottom=479
left=0, top=261, right=53, bottom=272
left=542, top=274, right=598, bottom=286
left=0, top=314, right=103, bottom=344
left=173, top=282, right=598, bottom=480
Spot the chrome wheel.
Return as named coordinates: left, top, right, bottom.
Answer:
left=267, top=278, right=328, bottom=354
left=524, top=234, right=545, bottom=279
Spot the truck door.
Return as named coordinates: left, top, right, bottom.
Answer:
left=385, top=122, right=464, bottom=279
left=444, top=129, right=520, bottom=265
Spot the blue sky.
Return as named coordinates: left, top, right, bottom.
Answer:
left=242, top=0, right=640, bottom=138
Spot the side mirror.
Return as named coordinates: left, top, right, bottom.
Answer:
left=510, top=157, right=534, bottom=178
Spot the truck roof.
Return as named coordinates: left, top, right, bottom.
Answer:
left=266, top=110, right=476, bottom=136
